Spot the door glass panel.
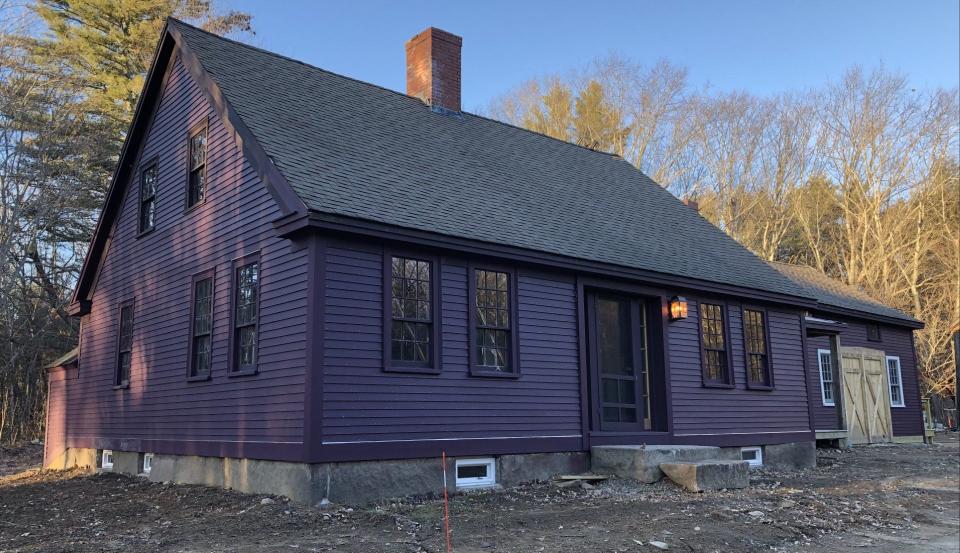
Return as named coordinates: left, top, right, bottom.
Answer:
left=597, top=298, right=633, bottom=376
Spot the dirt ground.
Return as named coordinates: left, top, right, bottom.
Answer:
left=1, top=437, right=957, bottom=553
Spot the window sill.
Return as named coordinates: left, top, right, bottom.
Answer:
left=745, top=384, right=775, bottom=391
left=228, top=368, right=258, bottom=378
left=891, top=404, right=906, bottom=408
left=186, top=374, right=212, bottom=382
left=136, top=227, right=156, bottom=239
left=822, top=402, right=836, bottom=407
left=702, top=382, right=735, bottom=389
left=469, top=369, right=520, bottom=379
left=183, top=199, right=206, bottom=214
left=113, top=383, right=130, bottom=390
left=383, top=365, right=441, bottom=375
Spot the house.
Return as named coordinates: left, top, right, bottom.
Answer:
left=44, top=20, right=926, bottom=504
left=770, top=263, right=926, bottom=447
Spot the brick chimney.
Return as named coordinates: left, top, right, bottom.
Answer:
left=405, top=27, right=462, bottom=112
left=682, top=199, right=700, bottom=212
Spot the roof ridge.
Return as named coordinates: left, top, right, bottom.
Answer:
left=166, top=18, right=629, bottom=161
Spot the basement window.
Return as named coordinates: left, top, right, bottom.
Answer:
left=455, top=458, right=496, bottom=489
left=740, top=447, right=763, bottom=468
left=100, top=449, right=114, bottom=470
left=141, top=453, right=154, bottom=475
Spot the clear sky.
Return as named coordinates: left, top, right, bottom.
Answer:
left=230, top=0, right=960, bottom=112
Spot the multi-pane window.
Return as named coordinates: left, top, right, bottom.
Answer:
left=473, top=269, right=513, bottom=372
left=818, top=349, right=835, bottom=406
left=232, top=262, right=258, bottom=371
left=699, top=303, right=730, bottom=384
left=389, top=256, right=433, bottom=366
left=190, top=276, right=214, bottom=378
left=886, top=356, right=904, bottom=407
left=743, top=308, right=771, bottom=387
left=115, top=302, right=134, bottom=387
left=866, top=323, right=881, bottom=342
left=187, top=124, right=207, bottom=207
left=139, top=163, right=158, bottom=233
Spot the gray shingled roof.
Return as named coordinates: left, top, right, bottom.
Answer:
left=769, top=262, right=920, bottom=325
left=173, top=21, right=813, bottom=300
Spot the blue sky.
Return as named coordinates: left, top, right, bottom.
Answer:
left=230, top=0, right=959, bottom=112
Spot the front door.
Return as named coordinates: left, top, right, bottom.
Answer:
left=586, top=292, right=653, bottom=432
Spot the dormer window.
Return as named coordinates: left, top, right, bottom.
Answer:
left=187, top=121, right=207, bottom=208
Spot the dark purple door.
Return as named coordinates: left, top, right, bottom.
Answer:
left=587, top=292, right=653, bottom=432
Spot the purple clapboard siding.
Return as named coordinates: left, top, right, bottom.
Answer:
left=63, top=54, right=308, bottom=459
left=805, top=334, right=841, bottom=430
left=320, top=239, right=583, bottom=444
left=669, top=300, right=812, bottom=438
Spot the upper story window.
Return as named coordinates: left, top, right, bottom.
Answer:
left=866, top=323, right=881, bottom=342
left=384, top=253, right=439, bottom=373
left=886, top=356, right=905, bottom=407
left=743, top=308, right=773, bottom=388
left=139, top=162, right=158, bottom=234
left=818, top=349, right=835, bottom=406
left=699, top=302, right=732, bottom=386
left=187, top=122, right=207, bottom=208
left=189, top=272, right=214, bottom=379
left=115, top=301, right=134, bottom=387
left=470, top=267, right=518, bottom=376
left=231, top=258, right=259, bottom=373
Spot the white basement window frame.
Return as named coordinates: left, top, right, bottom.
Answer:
left=740, top=446, right=763, bottom=467
left=141, top=453, right=154, bottom=474
left=886, top=355, right=905, bottom=407
left=101, top=449, right=114, bottom=470
left=455, top=457, right=496, bottom=489
left=817, top=349, right=835, bottom=407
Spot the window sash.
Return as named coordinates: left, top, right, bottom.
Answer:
left=886, top=356, right=904, bottom=407
left=116, top=304, right=134, bottom=386
left=473, top=269, right=512, bottom=372
left=389, top=256, right=433, bottom=365
left=232, top=261, right=258, bottom=371
left=743, top=309, right=771, bottom=387
left=187, top=126, right=207, bottom=206
left=818, top=349, right=835, bottom=406
left=139, top=164, right=158, bottom=233
left=190, top=276, right=214, bottom=377
left=699, top=303, right=729, bottom=384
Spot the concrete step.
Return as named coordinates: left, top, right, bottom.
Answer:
left=660, top=459, right=750, bottom=492
left=590, top=445, right=722, bottom=483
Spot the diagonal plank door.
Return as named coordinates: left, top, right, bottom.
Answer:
left=841, top=347, right=892, bottom=445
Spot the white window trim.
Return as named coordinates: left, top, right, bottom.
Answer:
left=886, top=355, right=905, bottom=407
left=455, top=457, right=497, bottom=489
left=741, top=446, right=763, bottom=467
left=817, top=349, right=835, bottom=407
left=141, top=453, right=154, bottom=474
left=101, top=449, right=114, bottom=470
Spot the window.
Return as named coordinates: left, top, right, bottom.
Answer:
left=141, top=453, right=154, bottom=475
left=740, top=447, right=763, bottom=467
left=818, top=349, right=835, bottom=406
left=470, top=267, right=518, bottom=376
left=385, top=254, right=438, bottom=372
left=115, top=301, right=134, bottom=387
left=189, top=272, right=214, bottom=379
left=699, top=302, right=731, bottom=386
left=187, top=122, right=207, bottom=207
left=455, top=458, right=496, bottom=489
left=743, top=308, right=773, bottom=388
left=231, top=258, right=259, bottom=373
left=100, top=449, right=114, bottom=470
left=139, top=161, right=158, bottom=233
left=886, top=356, right=905, bottom=407
left=866, top=323, right=881, bottom=342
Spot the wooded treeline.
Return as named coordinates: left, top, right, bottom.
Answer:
left=0, top=2, right=956, bottom=445
left=0, top=0, right=251, bottom=443
left=490, top=56, right=959, bottom=399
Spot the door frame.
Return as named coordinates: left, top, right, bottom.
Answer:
left=579, top=279, right=670, bottom=441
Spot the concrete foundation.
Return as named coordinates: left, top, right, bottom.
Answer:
left=53, top=447, right=588, bottom=506
left=763, top=441, right=816, bottom=469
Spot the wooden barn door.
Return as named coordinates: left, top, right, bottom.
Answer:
left=841, top=347, right=892, bottom=445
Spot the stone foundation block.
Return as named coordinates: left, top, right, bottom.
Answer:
left=660, top=460, right=750, bottom=492
left=591, top=445, right=721, bottom=483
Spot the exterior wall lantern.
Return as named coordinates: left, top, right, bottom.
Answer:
left=669, top=296, right=688, bottom=321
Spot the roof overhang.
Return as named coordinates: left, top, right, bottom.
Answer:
left=275, top=210, right=821, bottom=310
left=812, top=304, right=924, bottom=330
